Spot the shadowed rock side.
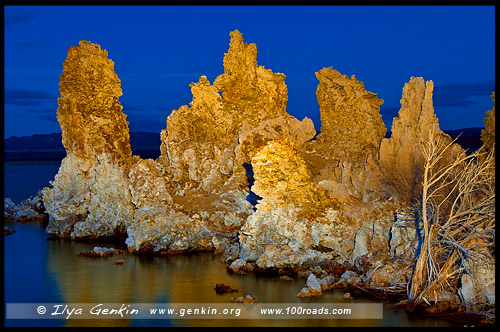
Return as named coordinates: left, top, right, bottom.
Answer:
left=42, top=41, right=135, bottom=239
left=378, top=77, right=465, bottom=204
left=309, top=67, right=386, bottom=164
left=302, top=67, right=389, bottom=205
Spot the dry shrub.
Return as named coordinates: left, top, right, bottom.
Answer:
left=407, top=129, right=495, bottom=310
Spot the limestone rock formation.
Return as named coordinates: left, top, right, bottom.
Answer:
left=378, top=77, right=465, bottom=203
left=250, top=139, right=337, bottom=218
left=42, top=41, right=135, bottom=239
left=459, top=256, right=496, bottom=312
left=32, top=32, right=493, bottom=315
left=232, top=139, right=406, bottom=274
left=158, top=30, right=292, bottom=195
left=4, top=191, right=47, bottom=222
left=57, top=41, right=132, bottom=164
left=481, top=91, right=495, bottom=151
left=125, top=30, right=314, bottom=254
left=238, top=116, right=316, bottom=162
left=225, top=123, right=411, bottom=277
left=235, top=140, right=342, bottom=271
left=297, top=273, right=323, bottom=297
left=310, top=67, right=386, bottom=163
left=301, top=68, right=389, bottom=206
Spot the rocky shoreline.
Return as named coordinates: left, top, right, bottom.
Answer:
left=4, top=30, right=495, bottom=326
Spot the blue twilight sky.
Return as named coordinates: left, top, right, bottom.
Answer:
left=3, top=5, right=496, bottom=138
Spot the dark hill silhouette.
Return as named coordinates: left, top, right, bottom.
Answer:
left=4, top=132, right=161, bottom=161
left=5, top=128, right=483, bottom=162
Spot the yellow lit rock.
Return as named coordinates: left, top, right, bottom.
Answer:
left=43, top=40, right=134, bottom=239
left=159, top=30, right=292, bottom=194
left=250, top=139, right=337, bottom=219
left=312, top=67, right=386, bottom=163
left=481, top=91, right=495, bottom=152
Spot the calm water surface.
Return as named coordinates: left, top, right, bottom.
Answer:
left=3, top=162, right=459, bottom=327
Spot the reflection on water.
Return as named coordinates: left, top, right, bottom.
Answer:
left=4, top=223, right=460, bottom=327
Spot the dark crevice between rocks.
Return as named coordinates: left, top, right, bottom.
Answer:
left=243, top=162, right=262, bottom=209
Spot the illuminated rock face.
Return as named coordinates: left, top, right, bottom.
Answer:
left=481, top=92, right=495, bottom=151
left=234, top=139, right=406, bottom=274
left=249, top=140, right=335, bottom=218
left=126, top=30, right=313, bottom=253
left=31, top=33, right=494, bottom=313
left=238, top=116, right=316, bottom=161
left=43, top=41, right=135, bottom=239
left=158, top=30, right=291, bottom=194
left=57, top=41, right=132, bottom=163
left=237, top=140, right=341, bottom=269
left=378, top=77, right=464, bottom=203
left=312, top=67, right=386, bottom=163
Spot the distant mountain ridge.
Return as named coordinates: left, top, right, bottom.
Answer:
left=5, top=132, right=161, bottom=151
left=4, top=128, right=483, bottom=161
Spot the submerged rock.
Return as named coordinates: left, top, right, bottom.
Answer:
left=214, top=283, right=238, bottom=294
left=228, top=258, right=255, bottom=274
left=109, top=259, right=125, bottom=265
left=230, top=295, right=259, bottom=303
left=297, top=273, right=323, bottom=297
left=78, top=246, right=126, bottom=257
left=4, top=227, right=15, bottom=235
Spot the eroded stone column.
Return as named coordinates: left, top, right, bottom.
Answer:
left=43, top=41, right=134, bottom=239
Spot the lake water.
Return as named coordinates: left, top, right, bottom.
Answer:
left=3, top=161, right=459, bottom=327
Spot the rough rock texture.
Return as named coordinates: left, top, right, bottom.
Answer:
left=238, top=116, right=316, bottom=162
left=313, top=155, right=388, bottom=204
left=124, top=30, right=313, bottom=254
left=42, top=40, right=135, bottom=239
left=158, top=30, right=292, bottom=195
left=236, top=140, right=339, bottom=269
left=34, top=32, right=493, bottom=315
left=481, top=91, right=495, bottom=151
left=311, top=67, right=386, bottom=163
left=378, top=77, right=465, bottom=203
left=459, top=255, right=496, bottom=311
left=56, top=41, right=131, bottom=163
left=297, top=273, right=323, bottom=297
left=249, top=139, right=337, bottom=219
left=125, top=155, right=254, bottom=253
left=4, top=191, right=47, bottom=222
left=78, top=246, right=126, bottom=257
left=231, top=139, right=411, bottom=277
